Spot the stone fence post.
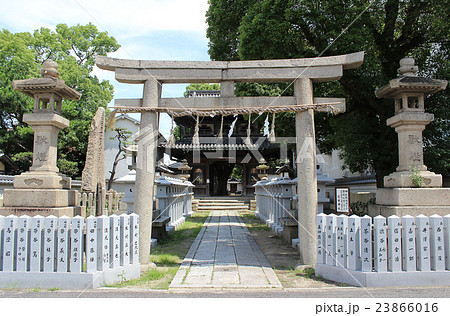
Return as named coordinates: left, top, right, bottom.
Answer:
left=155, top=176, right=194, bottom=230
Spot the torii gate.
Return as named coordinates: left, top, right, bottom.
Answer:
left=96, top=51, right=364, bottom=269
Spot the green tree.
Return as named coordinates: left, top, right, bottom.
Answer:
left=0, top=23, right=120, bottom=177
left=206, top=0, right=450, bottom=186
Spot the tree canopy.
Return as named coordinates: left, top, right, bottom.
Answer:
left=206, top=0, right=450, bottom=186
left=0, top=23, right=120, bottom=177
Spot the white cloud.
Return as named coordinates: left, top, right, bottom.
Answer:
left=0, top=0, right=209, bottom=37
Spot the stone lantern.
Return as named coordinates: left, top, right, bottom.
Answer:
left=369, top=57, right=449, bottom=217
left=375, top=57, right=447, bottom=188
left=0, top=60, right=84, bottom=217
left=256, top=158, right=269, bottom=180
left=275, top=160, right=295, bottom=179
left=178, top=159, right=192, bottom=182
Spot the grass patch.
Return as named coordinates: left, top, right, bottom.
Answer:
left=153, top=254, right=180, bottom=265
left=273, top=264, right=296, bottom=271
left=239, top=211, right=271, bottom=232
left=297, top=267, right=315, bottom=279
left=114, top=211, right=209, bottom=289
left=292, top=267, right=348, bottom=286
left=48, top=287, right=58, bottom=292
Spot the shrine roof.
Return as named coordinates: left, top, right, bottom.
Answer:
left=160, top=137, right=278, bottom=151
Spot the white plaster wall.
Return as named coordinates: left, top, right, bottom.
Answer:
left=321, top=149, right=360, bottom=179
left=104, top=118, right=139, bottom=183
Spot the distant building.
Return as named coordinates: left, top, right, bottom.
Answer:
left=320, top=149, right=376, bottom=211
left=0, top=150, right=18, bottom=175
left=104, top=114, right=140, bottom=185
left=104, top=113, right=168, bottom=192
left=103, top=108, right=377, bottom=207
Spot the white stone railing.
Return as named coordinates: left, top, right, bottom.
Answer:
left=254, top=177, right=297, bottom=234
left=315, top=213, right=450, bottom=287
left=0, top=214, right=140, bottom=289
left=79, top=190, right=124, bottom=216
left=155, top=176, right=194, bottom=229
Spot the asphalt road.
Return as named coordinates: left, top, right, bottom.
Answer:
left=1, top=286, right=449, bottom=298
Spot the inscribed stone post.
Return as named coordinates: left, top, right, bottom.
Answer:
left=347, top=215, right=361, bottom=271
left=97, top=215, right=110, bottom=271
left=134, top=78, right=160, bottom=266
left=429, top=215, right=445, bottom=271
left=0, top=215, right=4, bottom=270
left=336, top=215, right=348, bottom=268
left=402, top=215, right=416, bottom=271
left=43, top=216, right=57, bottom=272
left=387, top=215, right=402, bottom=272
left=325, top=214, right=337, bottom=266
left=57, top=216, right=70, bottom=272
left=81, top=107, right=106, bottom=216
left=120, top=214, right=130, bottom=266
left=373, top=216, right=387, bottom=272
left=444, top=215, right=450, bottom=270
left=16, top=215, right=31, bottom=272
left=86, top=216, right=97, bottom=273
left=3, top=215, right=17, bottom=271
left=109, top=214, right=120, bottom=268
left=108, top=193, right=113, bottom=215
left=360, top=216, right=372, bottom=272
left=316, top=213, right=326, bottom=264
left=129, top=213, right=139, bottom=265
left=30, top=215, right=44, bottom=272
left=415, top=215, right=431, bottom=271
left=70, top=216, right=84, bottom=273
left=294, top=78, right=317, bottom=265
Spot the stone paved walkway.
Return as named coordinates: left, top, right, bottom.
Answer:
left=169, top=210, right=282, bottom=288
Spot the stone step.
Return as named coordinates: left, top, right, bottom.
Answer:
left=198, top=202, right=247, bottom=207
left=197, top=205, right=249, bottom=211
left=197, top=199, right=246, bottom=203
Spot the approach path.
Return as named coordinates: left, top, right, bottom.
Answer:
left=169, top=210, right=282, bottom=288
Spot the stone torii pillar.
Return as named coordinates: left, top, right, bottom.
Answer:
left=295, top=78, right=317, bottom=265
left=134, top=78, right=161, bottom=269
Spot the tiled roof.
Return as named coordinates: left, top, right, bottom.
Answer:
left=326, top=175, right=376, bottom=186
left=161, top=137, right=279, bottom=151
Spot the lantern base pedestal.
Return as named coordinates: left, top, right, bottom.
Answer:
left=13, top=172, right=72, bottom=189
left=369, top=187, right=450, bottom=217
left=383, top=170, right=442, bottom=188
left=3, top=188, right=79, bottom=208
left=0, top=205, right=85, bottom=217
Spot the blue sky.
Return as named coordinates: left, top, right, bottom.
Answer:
left=0, top=0, right=211, bottom=138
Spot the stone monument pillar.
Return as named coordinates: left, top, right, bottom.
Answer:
left=82, top=107, right=106, bottom=216
left=0, top=60, right=84, bottom=217
left=369, top=57, right=449, bottom=217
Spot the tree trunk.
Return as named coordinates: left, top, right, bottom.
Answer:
left=107, top=151, right=125, bottom=190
